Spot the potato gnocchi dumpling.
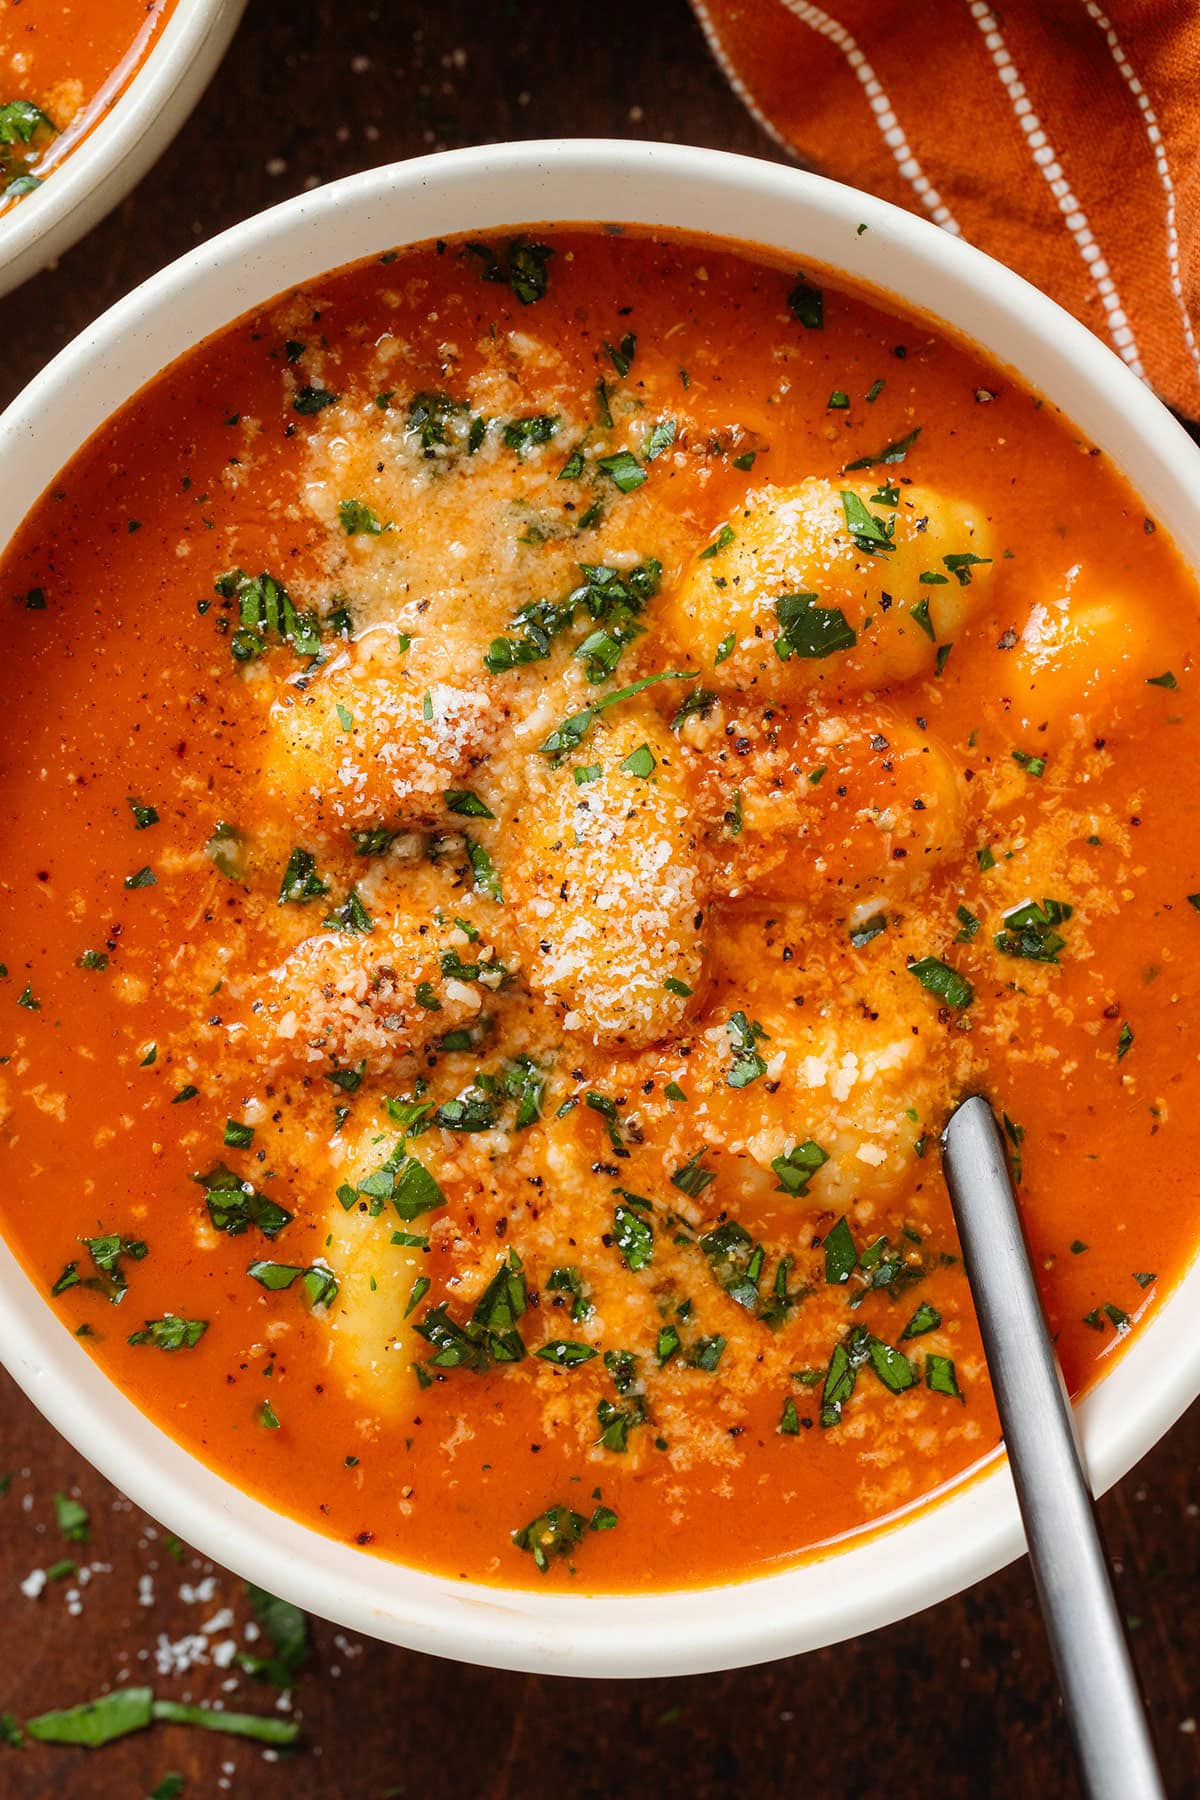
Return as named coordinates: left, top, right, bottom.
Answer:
left=693, top=704, right=965, bottom=911
left=265, top=630, right=499, bottom=836
left=233, top=892, right=511, bottom=1075
left=669, top=478, right=995, bottom=699
left=1009, top=577, right=1176, bottom=727
left=685, top=945, right=969, bottom=1215
left=322, top=1189, right=425, bottom=1407
left=502, top=710, right=705, bottom=1047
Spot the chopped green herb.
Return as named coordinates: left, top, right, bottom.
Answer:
left=908, top=956, right=974, bottom=1009
left=619, top=743, right=657, bottom=779
left=278, top=846, right=328, bottom=905
left=725, top=1010, right=769, bottom=1087
left=849, top=912, right=887, bottom=947
left=823, top=1216, right=857, bottom=1286
left=291, top=383, right=339, bottom=417
left=546, top=1265, right=592, bottom=1323
left=644, top=418, right=677, bottom=461
left=503, top=413, right=560, bottom=455
left=193, top=1163, right=291, bottom=1238
left=865, top=1335, right=915, bottom=1393
left=338, top=498, right=387, bottom=535
left=840, top=489, right=893, bottom=552
left=247, top=1261, right=339, bottom=1310
left=322, top=889, right=373, bottom=934
left=698, top=524, right=735, bottom=561
left=597, top=449, right=646, bottom=493
left=899, top=1301, right=942, bottom=1340
left=466, top=235, right=553, bottom=304
left=538, top=669, right=697, bottom=758
left=770, top=1140, right=829, bottom=1196
left=53, top=1492, right=89, bottom=1544
left=925, top=1354, right=963, bottom=1400
left=671, top=1148, right=715, bottom=1198
left=512, top=1505, right=586, bottom=1572
left=613, top=1201, right=655, bottom=1272
left=787, top=274, right=824, bottom=329
left=444, top=789, right=495, bottom=819
left=994, top=897, right=1072, bottom=964
left=128, top=1316, right=208, bottom=1351
left=842, top=427, right=921, bottom=472
left=774, top=591, right=857, bottom=661
left=534, top=1339, right=598, bottom=1368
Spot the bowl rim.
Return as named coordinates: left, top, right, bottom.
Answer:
left=0, top=0, right=247, bottom=300
left=1, top=137, right=1198, bottom=1678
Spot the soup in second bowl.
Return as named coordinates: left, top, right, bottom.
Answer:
left=0, top=0, right=177, bottom=208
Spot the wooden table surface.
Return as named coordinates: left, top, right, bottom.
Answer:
left=1, top=2, right=1197, bottom=1794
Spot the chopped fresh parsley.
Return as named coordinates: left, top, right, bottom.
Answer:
left=194, top=1163, right=292, bottom=1238
left=671, top=1148, right=715, bottom=1198
left=774, top=591, right=857, bottom=661
left=534, top=1339, right=598, bottom=1368
left=538, top=669, right=697, bottom=758
left=292, top=385, right=338, bottom=415
left=994, top=897, right=1072, bottom=964
left=337, top=497, right=389, bottom=541
left=840, top=490, right=894, bottom=553
left=503, top=413, right=560, bottom=456
left=466, top=235, right=553, bottom=304
left=698, top=524, right=735, bottom=561
left=247, top=1261, right=339, bottom=1309
left=613, top=1199, right=655, bottom=1271
left=278, top=846, right=328, bottom=905
left=644, top=417, right=677, bottom=460
left=787, top=274, right=823, bottom=329
left=908, top=956, right=974, bottom=1008
left=513, top=1501, right=614, bottom=1571
left=725, top=1010, right=769, bottom=1087
left=597, top=449, right=646, bottom=493
left=823, top=1217, right=858, bottom=1286
left=770, top=1140, right=828, bottom=1196
left=619, top=743, right=656, bottom=778
left=322, top=889, right=373, bottom=934
left=128, top=1316, right=208, bottom=1351
left=925, top=1354, right=963, bottom=1400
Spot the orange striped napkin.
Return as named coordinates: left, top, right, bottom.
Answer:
left=692, top=0, right=1200, bottom=421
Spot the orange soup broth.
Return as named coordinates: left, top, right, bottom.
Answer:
left=0, top=227, right=1196, bottom=1592
left=0, top=0, right=178, bottom=203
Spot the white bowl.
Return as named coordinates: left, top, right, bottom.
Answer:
left=0, top=0, right=246, bottom=299
left=1, top=141, right=1198, bottom=1677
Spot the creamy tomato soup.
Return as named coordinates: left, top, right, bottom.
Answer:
left=0, top=227, right=1196, bottom=1591
left=0, top=0, right=176, bottom=208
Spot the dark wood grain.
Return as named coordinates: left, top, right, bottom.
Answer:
left=1, top=2, right=1197, bottom=1795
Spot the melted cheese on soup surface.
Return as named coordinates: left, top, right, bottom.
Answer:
left=0, top=229, right=1196, bottom=1592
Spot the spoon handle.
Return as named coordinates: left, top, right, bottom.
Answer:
left=941, top=1095, right=1165, bottom=1800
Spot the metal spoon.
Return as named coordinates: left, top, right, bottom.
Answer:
left=941, top=1094, right=1165, bottom=1800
